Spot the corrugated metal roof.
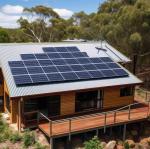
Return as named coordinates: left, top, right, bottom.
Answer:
left=0, top=42, right=141, bottom=98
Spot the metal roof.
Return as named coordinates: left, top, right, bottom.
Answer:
left=0, top=42, right=141, bottom=98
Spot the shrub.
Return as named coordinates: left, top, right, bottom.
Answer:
left=124, top=142, right=130, bottom=149
left=34, top=142, right=47, bottom=149
left=84, top=136, right=103, bottom=149
left=23, top=130, right=36, bottom=148
left=9, top=132, right=22, bottom=143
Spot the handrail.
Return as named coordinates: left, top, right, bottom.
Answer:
left=39, top=112, right=52, bottom=122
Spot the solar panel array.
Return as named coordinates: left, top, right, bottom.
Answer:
left=8, top=46, right=129, bottom=86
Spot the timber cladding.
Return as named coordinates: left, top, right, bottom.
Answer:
left=60, top=92, right=75, bottom=115
left=103, top=86, right=134, bottom=109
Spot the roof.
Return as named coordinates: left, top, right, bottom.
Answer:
left=0, top=42, right=141, bottom=98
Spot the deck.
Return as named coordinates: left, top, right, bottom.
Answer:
left=38, top=102, right=150, bottom=138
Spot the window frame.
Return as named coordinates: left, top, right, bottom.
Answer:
left=120, top=86, right=133, bottom=97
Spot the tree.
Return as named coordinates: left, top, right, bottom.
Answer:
left=18, top=5, right=59, bottom=42
left=84, top=136, right=103, bottom=149
left=0, top=29, right=10, bottom=43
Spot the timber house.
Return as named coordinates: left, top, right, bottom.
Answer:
left=0, top=42, right=149, bottom=148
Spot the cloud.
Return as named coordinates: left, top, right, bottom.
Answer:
left=0, top=5, right=74, bottom=28
left=53, top=8, right=73, bottom=19
left=1, top=5, right=24, bottom=14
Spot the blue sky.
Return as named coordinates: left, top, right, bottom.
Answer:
left=0, top=0, right=105, bottom=13
left=0, top=0, right=105, bottom=28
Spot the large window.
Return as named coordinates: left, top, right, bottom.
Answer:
left=120, top=87, right=133, bottom=97
left=75, top=90, right=99, bottom=112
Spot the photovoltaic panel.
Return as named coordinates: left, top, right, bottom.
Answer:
left=31, top=74, right=48, bottom=83
left=57, top=65, right=72, bottom=72
left=13, top=75, right=32, bottom=85
left=100, top=57, right=113, bottom=63
left=72, top=52, right=88, bottom=58
left=47, top=73, right=64, bottom=82
left=90, top=58, right=102, bottom=63
left=9, top=61, right=24, bottom=67
left=75, top=71, right=91, bottom=79
left=55, top=47, right=68, bottom=52
left=95, top=63, right=109, bottom=69
left=107, top=62, right=120, bottom=69
left=82, top=64, right=97, bottom=70
left=51, top=59, right=66, bottom=65
left=38, top=60, right=53, bottom=66
left=21, top=54, right=36, bottom=60
left=66, top=46, right=80, bottom=52
left=24, top=60, right=40, bottom=67
left=88, top=71, right=104, bottom=79
left=47, top=53, right=61, bottom=59
left=35, top=54, right=49, bottom=59
left=65, top=58, right=79, bottom=64
left=70, top=65, right=85, bottom=71
left=101, top=70, right=116, bottom=77
left=27, top=67, right=43, bottom=74
left=59, top=52, right=73, bottom=58
left=43, top=47, right=56, bottom=53
left=77, top=58, right=91, bottom=64
left=43, top=66, right=58, bottom=73
left=11, top=68, right=28, bottom=75
left=113, top=69, right=128, bottom=77
left=61, top=72, right=78, bottom=80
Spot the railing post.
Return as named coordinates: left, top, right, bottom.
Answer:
left=69, top=119, right=71, bottom=141
left=37, top=111, right=39, bottom=127
left=128, top=105, right=131, bottom=120
left=104, top=113, right=107, bottom=133
left=49, top=120, right=52, bottom=137
left=114, top=111, right=116, bottom=123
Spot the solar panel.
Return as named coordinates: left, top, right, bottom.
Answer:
left=24, top=60, right=40, bottom=67
left=43, top=66, right=58, bottom=73
left=21, top=54, right=36, bottom=60
left=59, top=52, right=73, bottom=58
left=13, top=75, right=32, bottom=85
left=90, top=58, right=102, bottom=63
left=38, top=60, right=53, bottom=66
left=43, top=47, right=56, bottom=53
left=72, top=52, right=88, bottom=58
left=65, top=58, right=79, bottom=64
left=47, top=73, right=64, bottom=82
left=35, top=54, right=49, bottom=59
left=11, top=68, right=28, bottom=75
left=9, top=61, right=24, bottom=67
left=70, top=65, right=85, bottom=71
left=88, top=71, right=104, bottom=79
left=101, top=70, right=116, bottom=77
left=47, top=53, right=61, bottom=59
left=52, top=59, right=66, bottom=65
left=67, top=46, right=80, bottom=52
left=83, top=64, right=97, bottom=70
left=77, top=58, right=91, bottom=64
left=55, top=47, right=68, bottom=52
left=113, top=69, right=128, bottom=77
left=61, top=72, right=78, bottom=80
left=57, top=65, right=72, bottom=72
left=31, top=74, right=48, bottom=83
left=100, top=57, right=113, bottom=63
left=95, top=63, right=109, bottom=70
left=75, top=71, right=91, bottom=79
left=27, top=67, right=43, bottom=74
left=107, top=63, right=120, bottom=69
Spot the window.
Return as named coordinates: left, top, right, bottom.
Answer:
left=120, top=87, right=133, bottom=97
left=75, top=90, right=98, bottom=112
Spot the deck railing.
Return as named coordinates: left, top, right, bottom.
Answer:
left=38, top=100, right=150, bottom=137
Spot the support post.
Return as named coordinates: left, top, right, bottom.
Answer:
left=128, top=105, right=131, bottom=120
left=123, top=124, right=126, bottom=141
left=114, top=111, right=116, bottom=123
left=49, top=121, right=52, bottom=137
left=68, top=119, right=71, bottom=141
left=96, top=129, right=99, bottom=137
left=104, top=113, right=107, bottom=133
left=50, top=137, right=53, bottom=149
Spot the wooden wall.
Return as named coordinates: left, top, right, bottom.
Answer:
left=103, top=86, right=134, bottom=109
left=0, top=69, right=3, bottom=96
left=60, top=92, right=75, bottom=115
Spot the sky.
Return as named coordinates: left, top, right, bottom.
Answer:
left=0, top=0, right=105, bottom=28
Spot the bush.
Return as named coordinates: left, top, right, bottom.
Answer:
left=124, top=142, right=130, bottom=149
left=9, top=132, right=22, bottom=143
left=34, top=142, right=47, bottom=149
left=22, top=130, right=36, bottom=148
left=84, top=136, right=103, bottom=149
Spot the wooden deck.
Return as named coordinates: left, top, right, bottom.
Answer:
left=38, top=103, right=150, bottom=138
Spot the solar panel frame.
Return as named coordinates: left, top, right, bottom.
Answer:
left=47, top=53, right=62, bottom=59
left=47, top=73, right=64, bottom=82
left=43, top=47, right=57, bottom=53
left=21, top=54, right=36, bottom=60
left=43, top=66, right=58, bottom=73
left=56, top=65, right=72, bottom=72
left=55, top=47, right=68, bottom=52
left=88, top=70, right=104, bottom=79
left=65, top=58, right=79, bottom=65
left=59, top=52, right=74, bottom=58
left=75, top=71, right=92, bottom=79
left=38, top=60, right=53, bottom=66
left=101, top=69, right=116, bottom=78
left=9, top=61, right=24, bottom=67
left=30, top=74, right=49, bottom=83
left=13, top=75, right=32, bottom=85
left=94, top=63, right=109, bottom=70
left=34, top=53, right=49, bottom=59
left=61, top=72, right=78, bottom=81
left=113, top=69, right=128, bottom=77
left=66, top=46, right=80, bottom=52
left=11, top=67, right=28, bottom=75
left=76, top=58, right=91, bottom=64
left=100, top=57, right=114, bottom=63
left=70, top=65, right=85, bottom=71
left=51, top=59, right=67, bottom=65
left=82, top=64, right=97, bottom=71
left=107, top=62, right=120, bottom=69
left=23, top=60, right=40, bottom=67
left=27, top=67, right=44, bottom=74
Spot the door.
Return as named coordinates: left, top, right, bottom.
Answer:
left=48, top=95, right=60, bottom=117
left=97, top=90, right=104, bottom=109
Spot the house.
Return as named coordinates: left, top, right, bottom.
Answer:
left=0, top=41, right=149, bottom=148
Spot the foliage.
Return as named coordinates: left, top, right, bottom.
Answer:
left=84, top=136, right=103, bottom=149
left=34, top=142, right=47, bottom=149
left=124, top=142, right=130, bottom=149
left=0, top=29, right=10, bottom=43
left=22, top=130, right=36, bottom=148
left=9, top=132, right=22, bottom=143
